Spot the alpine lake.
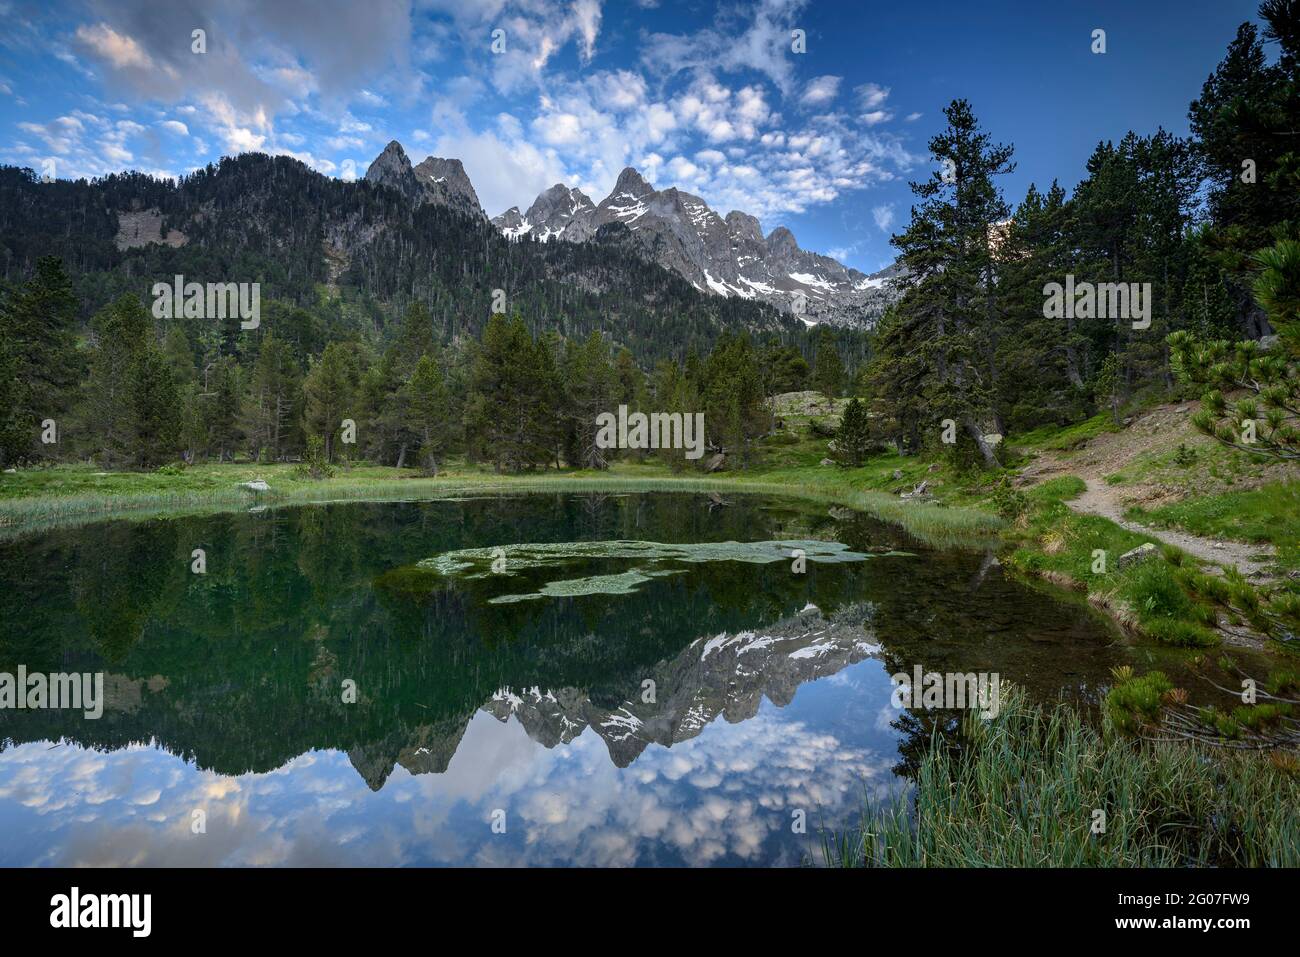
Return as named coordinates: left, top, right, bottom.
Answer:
left=0, top=491, right=1212, bottom=866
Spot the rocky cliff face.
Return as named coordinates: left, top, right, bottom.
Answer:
left=365, top=140, right=485, bottom=219
left=491, top=165, right=897, bottom=327
left=368, top=142, right=897, bottom=327
left=493, top=183, right=596, bottom=241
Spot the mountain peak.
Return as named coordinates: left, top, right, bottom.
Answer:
left=612, top=167, right=653, bottom=197
left=490, top=167, right=896, bottom=326
left=766, top=226, right=798, bottom=253
left=365, top=140, right=420, bottom=203
left=409, top=155, right=485, bottom=219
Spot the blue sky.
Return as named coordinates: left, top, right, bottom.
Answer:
left=0, top=0, right=1265, bottom=273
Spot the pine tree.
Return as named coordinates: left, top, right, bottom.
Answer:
left=303, top=342, right=360, bottom=461
left=128, top=348, right=182, bottom=468
left=700, top=331, right=766, bottom=464
left=811, top=326, right=845, bottom=402
left=834, top=397, right=874, bottom=467
left=881, top=98, right=1015, bottom=467
left=466, top=314, right=550, bottom=471
left=245, top=334, right=300, bottom=461
left=2, top=257, right=82, bottom=461
left=199, top=356, right=243, bottom=461
left=0, top=289, right=26, bottom=467
left=82, top=295, right=150, bottom=464
left=1171, top=238, right=1300, bottom=460
left=408, top=353, right=450, bottom=474
left=566, top=331, right=618, bottom=469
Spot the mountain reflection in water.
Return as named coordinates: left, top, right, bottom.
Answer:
left=0, top=493, right=1132, bottom=866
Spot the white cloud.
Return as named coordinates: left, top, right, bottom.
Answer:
left=856, top=82, right=890, bottom=109
left=642, top=0, right=810, bottom=96
left=872, top=203, right=895, bottom=232
left=431, top=113, right=570, bottom=218
left=800, top=75, right=841, bottom=106
left=74, top=23, right=164, bottom=73
left=667, top=155, right=700, bottom=181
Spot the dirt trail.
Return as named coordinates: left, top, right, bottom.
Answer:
left=1017, top=403, right=1279, bottom=581
left=1068, top=476, right=1275, bottom=580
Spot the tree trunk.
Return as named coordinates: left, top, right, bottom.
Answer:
left=964, top=418, right=1001, bottom=468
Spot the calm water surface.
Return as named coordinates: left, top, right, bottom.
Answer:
left=0, top=492, right=1149, bottom=866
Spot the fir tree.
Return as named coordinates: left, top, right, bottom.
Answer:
left=834, top=397, right=874, bottom=467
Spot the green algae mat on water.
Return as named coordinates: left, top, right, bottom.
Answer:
left=393, top=538, right=910, bottom=602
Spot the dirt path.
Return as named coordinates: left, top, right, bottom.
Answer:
left=1016, top=403, right=1279, bottom=581
left=1067, top=476, right=1275, bottom=581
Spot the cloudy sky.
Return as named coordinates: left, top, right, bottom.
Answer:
left=0, top=0, right=1262, bottom=272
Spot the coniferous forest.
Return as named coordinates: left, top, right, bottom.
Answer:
left=0, top=0, right=1298, bottom=889
left=1, top=9, right=1296, bottom=478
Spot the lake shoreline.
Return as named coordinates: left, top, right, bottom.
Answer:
left=0, top=462, right=1003, bottom=547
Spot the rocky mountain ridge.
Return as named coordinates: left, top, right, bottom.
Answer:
left=365, top=142, right=896, bottom=327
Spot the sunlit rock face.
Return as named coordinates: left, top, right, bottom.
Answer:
left=482, top=163, right=902, bottom=328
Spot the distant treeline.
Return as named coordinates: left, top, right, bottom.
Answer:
left=0, top=259, right=849, bottom=472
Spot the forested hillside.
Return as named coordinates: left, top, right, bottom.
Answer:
left=0, top=2, right=1295, bottom=478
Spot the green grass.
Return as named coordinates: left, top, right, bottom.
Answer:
left=0, top=458, right=1003, bottom=548
left=1008, top=413, right=1120, bottom=453
left=1001, top=474, right=1225, bottom=647
left=822, top=683, right=1300, bottom=867
left=1128, top=481, right=1300, bottom=571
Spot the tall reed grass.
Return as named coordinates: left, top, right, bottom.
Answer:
left=821, top=684, right=1300, bottom=867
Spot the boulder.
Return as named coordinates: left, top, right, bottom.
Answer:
left=239, top=479, right=271, bottom=493
left=1116, top=542, right=1159, bottom=570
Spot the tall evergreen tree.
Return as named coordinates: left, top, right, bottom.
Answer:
left=873, top=99, right=1015, bottom=466
left=566, top=331, right=618, bottom=469
left=407, top=353, right=451, bottom=474
left=811, top=326, right=845, bottom=402
left=245, top=334, right=300, bottom=461
left=465, top=314, right=550, bottom=471
left=1, top=257, right=82, bottom=461
left=833, top=397, right=874, bottom=467
left=303, top=342, right=360, bottom=461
